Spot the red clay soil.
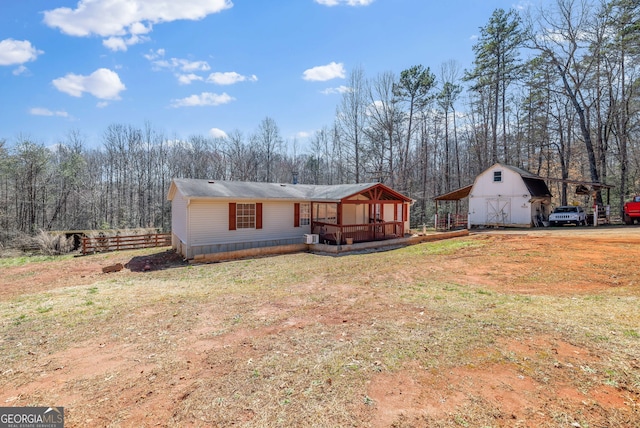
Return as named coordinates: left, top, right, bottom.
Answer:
left=0, top=249, right=186, bottom=300
left=1, top=227, right=639, bottom=427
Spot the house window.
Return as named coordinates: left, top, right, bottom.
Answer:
left=493, top=171, right=502, bottom=182
left=300, top=203, right=310, bottom=226
left=236, top=203, right=256, bottom=229
left=314, top=203, right=337, bottom=224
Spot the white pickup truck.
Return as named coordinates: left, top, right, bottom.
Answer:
left=549, top=206, right=587, bottom=226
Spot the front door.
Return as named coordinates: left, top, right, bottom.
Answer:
left=486, top=198, right=511, bottom=225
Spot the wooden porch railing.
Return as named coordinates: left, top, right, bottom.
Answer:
left=312, top=221, right=403, bottom=245
left=81, top=233, right=171, bottom=255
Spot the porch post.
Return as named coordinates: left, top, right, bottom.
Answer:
left=310, top=202, right=314, bottom=231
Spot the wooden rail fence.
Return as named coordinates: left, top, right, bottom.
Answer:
left=81, top=233, right=171, bottom=255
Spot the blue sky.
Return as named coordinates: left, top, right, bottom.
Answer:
left=1, top=0, right=545, bottom=149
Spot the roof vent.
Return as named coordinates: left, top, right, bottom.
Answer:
left=280, top=184, right=286, bottom=187
left=208, top=180, right=215, bottom=184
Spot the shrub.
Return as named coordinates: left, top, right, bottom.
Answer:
left=34, top=230, right=74, bottom=255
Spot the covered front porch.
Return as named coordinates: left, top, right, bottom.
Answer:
left=310, top=183, right=412, bottom=245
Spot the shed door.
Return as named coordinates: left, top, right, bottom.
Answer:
left=486, top=198, right=511, bottom=225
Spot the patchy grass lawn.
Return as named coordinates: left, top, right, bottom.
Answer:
left=0, top=230, right=639, bottom=427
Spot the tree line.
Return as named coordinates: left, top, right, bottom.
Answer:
left=1, top=0, right=639, bottom=244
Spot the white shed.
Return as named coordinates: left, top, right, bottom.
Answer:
left=167, top=179, right=413, bottom=259
left=468, top=163, right=552, bottom=228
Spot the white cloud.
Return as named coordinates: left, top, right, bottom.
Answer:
left=315, top=0, right=374, bottom=5
left=177, top=73, right=204, bottom=85
left=102, top=22, right=152, bottom=51
left=209, top=127, right=228, bottom=138
left=366, top=100, right=392, bottom=117
left=103, top=37, right=128, bottom=51
left=103, top=33, right=150, bottom=51
left=29, top=107, right=69, bottom=117
left=170, top=92, right=234, bottom=107
left=144, top=48, right=165, bottom=60
left=52, top=68, right=126, bottom=100
left=0, top=39, right=43, bottom=66
left=177, top=60, right=210, bottom=73
left=514, top=1, right=531, bottom=11
left=145, top=50, right=217, bottom=84
left=296, top=131, right=311, bottom=139
left=321, top=85, right=351, bottom=95
left=207, top=71, right=258, bottom=85
left=43, top=0, right=233, bottom=50
left=146, top=51, right=210, bottom=73
left=303, top=62, right=345, bottom=81
left=13, top=65, right=28, bottom=76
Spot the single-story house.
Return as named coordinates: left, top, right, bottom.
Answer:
left=468, top=163, right=552, bottom=227
left=167, top=179, right=413, bottom=259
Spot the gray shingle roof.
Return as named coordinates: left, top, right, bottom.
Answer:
left=498, top=163, right=552, bottom=197
left=500, top=163, right=542, bottom=179
left=169, top=179, right=391, bottom=202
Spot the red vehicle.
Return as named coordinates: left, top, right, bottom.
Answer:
left=623, top=195, right=640, bottom=224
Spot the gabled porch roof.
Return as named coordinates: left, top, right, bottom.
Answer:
left=314, top=182, right=413, bottom=204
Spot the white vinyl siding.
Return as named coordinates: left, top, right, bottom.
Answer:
left=188, top=200, right=310, bottom=248
left=171, top=192, right=188, bottom=244
left=189, top=201, right=228, bottom=245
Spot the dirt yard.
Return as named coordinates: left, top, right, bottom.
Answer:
left=1, top=226, right=639, bottom=427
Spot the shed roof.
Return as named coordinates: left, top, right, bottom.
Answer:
left=168, top=179, right=412, bottom=203
left=522, top=177, right=552, bottom=198
left=501, top=163, right=543, bottom=180
left=433, top=185, right=473, bottom=201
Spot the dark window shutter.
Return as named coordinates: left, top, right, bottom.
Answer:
left=294, top=203, right=300, bottom=227
left=256, top=203, right=263, bottom=229
left=229, top=203, right=236, bottom=230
